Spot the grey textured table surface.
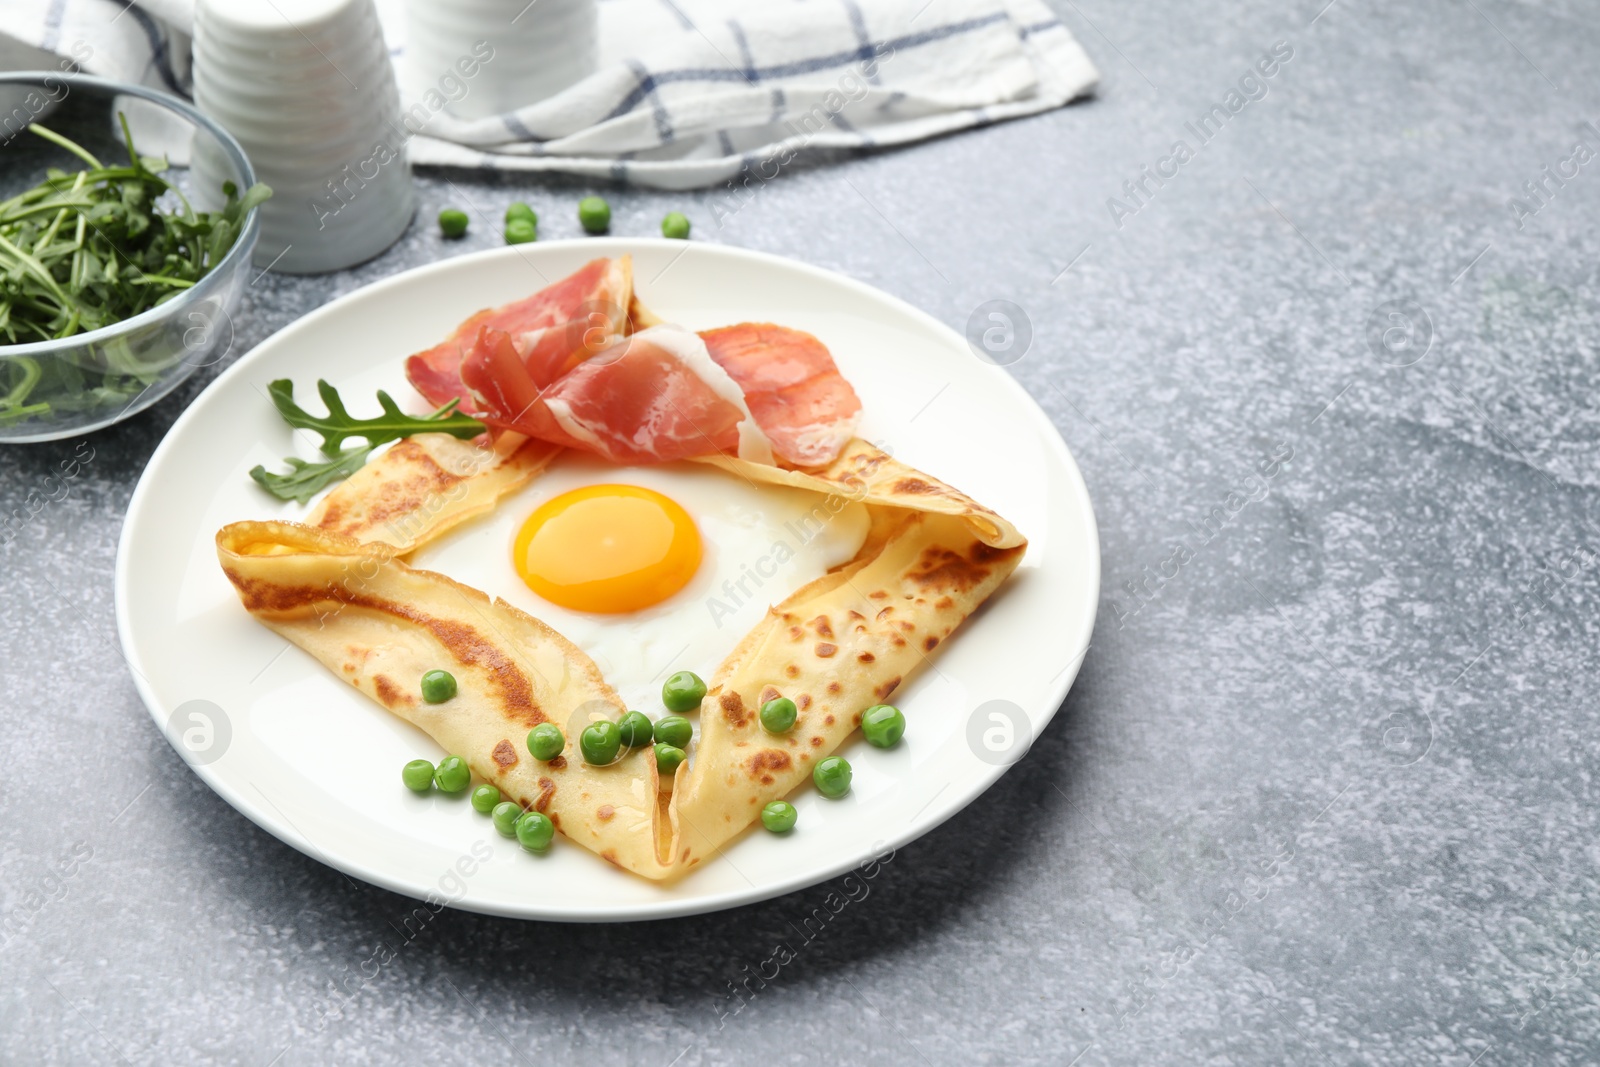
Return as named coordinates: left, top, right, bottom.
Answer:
left=6, top=0, right=1600, bottom=1063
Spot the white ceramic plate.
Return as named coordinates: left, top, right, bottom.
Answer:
left=115, top=239, right=1099, bottom=921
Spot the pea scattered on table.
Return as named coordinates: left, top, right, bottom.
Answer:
left=401, top=759, right=435, bottom=793
left=578, top=196, right=610, bottom=234
left=420, top=669, right=456, bottom=704
left=433, top=754, right=471, bottom=793
left=505, top=201, right=536, bottom=226
left=505, top=218, right=536, bottom=245
left=661, top=212, right=690, bottom=239
left=437, top=208, right=469, bottom=238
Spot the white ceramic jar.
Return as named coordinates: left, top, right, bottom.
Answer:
left=402, top=0, right=598, bottom=124
left=192, top=0, right=417, bottom=273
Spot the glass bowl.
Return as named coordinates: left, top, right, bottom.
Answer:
left=0, top=72, right=260, bottom=443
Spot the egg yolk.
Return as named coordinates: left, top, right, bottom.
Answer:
left=513, top=484, right=702, bottom=614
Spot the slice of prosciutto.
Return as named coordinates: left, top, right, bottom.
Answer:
left=405, top=256, right=632, bottom=414
left=698, top=323, right=861, bottom=467
left=407, top=257, right=862, bottom=469
left=461, top=324, right=762, bottom=465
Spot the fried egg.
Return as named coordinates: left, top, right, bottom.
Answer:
left=513, top=484, right=703, bottom=614
left=409, top=454, right=870, bottom=710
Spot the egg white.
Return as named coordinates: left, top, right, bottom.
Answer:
left=408, top=453, right=870, bottom=712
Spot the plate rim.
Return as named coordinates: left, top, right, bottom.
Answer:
left=114, top=237, right=1100, bottom=922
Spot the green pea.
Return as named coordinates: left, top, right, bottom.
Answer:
left=578, top=196, right=610, bottom=234
left=760, top=696, right=798, bottom=734
left=438, top=208, right=469, bottom=238
left=580, top=720, right=623, bottom=765
left=401, top=759, right=435, bottom=793
left=434, top=754, right=471, bottom=793
left=505, top=218, right=536, bottom=245
left=813, top=755, right=852, bottom=798
left=653, top=714, right=693, bottom=748
left=515, top=810, right=555, bottom=853
left=661, top=671, right=706, bottom=712
left=655, top=743, right=686, bottom=776
left=761, top=800, right=797, bottom=833
left=618, top=710, right=654, bottom=748
left=505, top=201, right=536, bottom=226
left=661, top=212, right=690, bottom=239
left=861, top=704, right=906, bottom=748
left=527, top=723, right=564, bottom=761
left=470, top=783, right=500, bottom=813
left=491, top=801, right=523, bottom=837
left=420, top=669, right=457, bottom=704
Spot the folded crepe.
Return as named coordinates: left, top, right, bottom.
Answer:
left=307, top=433, right=558, bottom=554
left=217, top=519, right=672, bottom=875
left=217, top=440, right=1024, bottom=880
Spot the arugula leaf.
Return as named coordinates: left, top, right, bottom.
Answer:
left=249, top=446, right=374, bottom=504
left=249, top=380, right=487, bottom=502
left=264, top=379, right=484, bottom=456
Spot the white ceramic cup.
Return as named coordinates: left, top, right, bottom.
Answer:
left=192, top=0, right=417, bottom=274
left=403, top=0, right=598, bottom=124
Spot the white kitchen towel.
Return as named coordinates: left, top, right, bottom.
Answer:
left=2, top=0, right=1097, bottom=190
